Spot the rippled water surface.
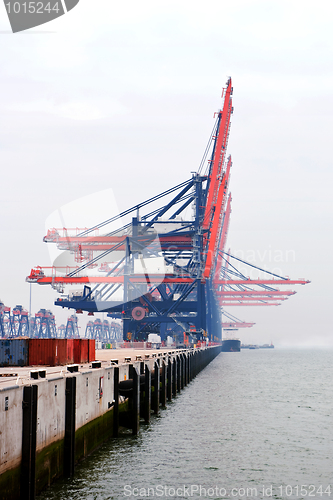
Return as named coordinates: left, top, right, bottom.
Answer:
left=38, top=349, right=333, bottom=499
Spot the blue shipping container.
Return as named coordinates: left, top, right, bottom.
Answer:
left=0, top=339, right=29, bottom=367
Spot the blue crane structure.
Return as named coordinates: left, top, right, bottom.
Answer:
left=26, top=79, right=310, bottom=344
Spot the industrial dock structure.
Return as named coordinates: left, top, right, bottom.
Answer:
left=0, top=81, right=310, bottom=499
left=0, top=345, right=221, bottom=499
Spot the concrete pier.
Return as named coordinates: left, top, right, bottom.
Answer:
left=0, top=345, right=221, bottom=499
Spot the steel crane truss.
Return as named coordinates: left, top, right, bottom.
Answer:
left=40, top=175, right=210, bottom=342
left=221, top=310, right=255, bottom=329
left=27, top=80, right=238, bottom=342
left=215, top=251, right=309, bottom=306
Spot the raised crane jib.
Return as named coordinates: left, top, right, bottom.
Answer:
left=203, top=78, right=233, bottom=230
left=203, top=156, right=232, bottom=279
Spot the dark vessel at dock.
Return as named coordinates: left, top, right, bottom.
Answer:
left=221, top=339, right=241, bottom=352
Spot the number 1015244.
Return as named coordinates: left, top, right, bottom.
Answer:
left=5, top=2, right=60, bottom=14
left=278, top=485, right=331, bottom=497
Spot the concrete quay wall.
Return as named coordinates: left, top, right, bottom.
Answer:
left=0, top=345, right=221, bottom=500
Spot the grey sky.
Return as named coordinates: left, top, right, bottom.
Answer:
left=0, top=0, right=332, bottom=346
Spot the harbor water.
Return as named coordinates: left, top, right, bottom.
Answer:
left=37, top=349, right=333, bottom=500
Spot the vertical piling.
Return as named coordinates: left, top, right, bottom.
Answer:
left=21, top=384, right=38, bottom=500
left=153, top=360, right=160, bottom=414
left=144, top=364, right=151, bottom=423
left=160, top=359, right=167, bottom=407
left=180, top=354, right=184, bottom=390
left=177, top=355, right=180, bottom=391
left=113, top=366, right=119, bottom=438
left=188, top=352, right=192, bottom=381
left=64, top=376, right=76, bottom=478
left=189, top=352, right=193, bottom=380
left=167, top=358, right=172, bottom=401
left=130, top=365, right=140, bottom=435
left=172, top=356, right=177, bottom=397
left=183, top=353, right=187, bottom=386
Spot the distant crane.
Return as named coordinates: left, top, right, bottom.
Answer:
left=65, top=315, right=80, bottom=338
left=11, top=305, right=29, bottom=337
left=34, top=309, right=57, bottom=338
left=0, top=302, right=13, bottom=337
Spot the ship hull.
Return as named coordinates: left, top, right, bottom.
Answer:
left=221, top=339, right=241, bottom=352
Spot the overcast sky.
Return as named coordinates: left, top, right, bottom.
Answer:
left=0, top=0, right=332, bottom=346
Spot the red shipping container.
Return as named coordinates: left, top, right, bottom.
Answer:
left=28, top=339, right=67, bottom=366
left=56, top=339, right=68, bottom=365
left=73, top=339, right=80, bottom=364
left=73, top=339, right=89, bottom=364
left=88, top=339, right=96, bottom=362
left=29, top=339, right=50, bottom=366
left=67, top=339, right=74, bottom=364
left=80, top=339, right=89, bottom=363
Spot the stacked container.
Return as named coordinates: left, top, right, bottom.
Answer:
left=0, top=338, right=96, bottom=366
left=0, top=338, right=28, bottom=367
left=28, top=339, right=71, bottom=366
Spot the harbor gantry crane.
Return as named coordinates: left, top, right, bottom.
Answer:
left=65, top=315, right=80, bottom=338
left=11, top=305, right=29, bottom=337
left=0, top=302, right=13, bottom=337
left=33, top=309, right=57, bottom=338
left=222, top=310, right=255, bottom=329
left=26, top=79, right=310, bottom=344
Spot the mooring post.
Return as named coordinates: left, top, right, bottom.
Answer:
left=130, top=365, right=140, bottom=435
left=160, top=359, right=167, bottom=407
left=177, top=355, right=181, bottom=392
left=153, top=360, right=160, bottom=414
left=182, top=353, right=186, bottom=388
left=172, top=356, right=177, bottom=397
left=180, top=354, right=184, bottom=390
left=188, top=352, right=192, bottom=381
left=21, top=384, right=38, bottom=500
left=113, top=366, right=119, bottom=437
left=183, top=353, right=187, bottom=386
left=144, top=364, right=151, bottom=423
left=64, top=376, right=76, bottom=478
left=193, top=351, right=197, bottom=377
left=167, top=358, right=172, bottom=401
